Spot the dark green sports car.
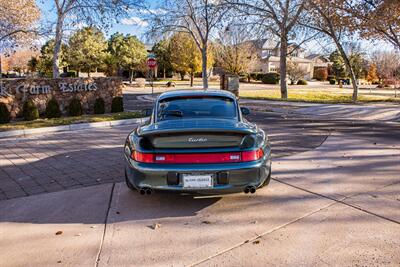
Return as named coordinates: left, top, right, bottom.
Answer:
left=124, top=90, right=271, bottom=195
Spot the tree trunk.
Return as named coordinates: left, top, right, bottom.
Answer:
left=52, top=14, right=64, bottom=78
left=190, top=72, right=194, bottom=87
left=129, top=69, right=133, bottom=84
left=201, top=47, right=209, bottom=90
left=163, top=68, right=166, bottom=79
left=334, top=40, right=358, bottom=102
left=279, top=35, right=288, bottom=99
left=0, top=54, right=2, bottom=78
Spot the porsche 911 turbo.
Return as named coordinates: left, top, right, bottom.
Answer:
left=124, top=90, right=271, bottom=195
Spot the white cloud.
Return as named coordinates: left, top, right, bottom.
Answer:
left=121, top=17, right=149, bottom=27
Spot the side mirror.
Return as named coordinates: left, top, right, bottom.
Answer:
left=240, top=107, right=250, bottom=116
left=141, top=108, right=152, bottom=117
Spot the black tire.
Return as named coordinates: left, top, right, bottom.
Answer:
left=125, top=169, right=136, bottom=191
left=259, top=166, right=272, bottom=188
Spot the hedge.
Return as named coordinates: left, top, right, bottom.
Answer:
left=23, top=99, right=39, bottom=121
left=0, top=103, right=10, bottom=124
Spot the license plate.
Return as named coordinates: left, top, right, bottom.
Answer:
left=182, top=174, right=213, bottom=188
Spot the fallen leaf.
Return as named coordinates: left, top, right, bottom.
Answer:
left=90, top=226, right=96, bottom=229
left=75, top=233, right=82, bottom=237
left=253, top=240, right=260, bottom=244
left=202, top=220, right=211, bottom=224
left=150, top=223, right=161, bottom=230
left=55, top=231, right=63, bottom=235
left=57, top=260, right=62, bottom=264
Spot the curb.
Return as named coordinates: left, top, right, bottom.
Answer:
left=0, top=117, right=147, bottom=139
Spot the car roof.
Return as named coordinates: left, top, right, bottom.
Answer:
left=157, top=90, right=237, bottom=101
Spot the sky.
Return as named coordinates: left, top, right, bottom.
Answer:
left=36, top=0, right=395, bottom=56
left=37, top=0, right=152, bottom=42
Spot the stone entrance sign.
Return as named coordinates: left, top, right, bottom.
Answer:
left=220, top=74, right=239, bottom=97
left=0, top=78, right=123, bottom=119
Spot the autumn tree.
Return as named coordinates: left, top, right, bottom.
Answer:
left=169, top=32, right=203, bottom=87
left=306, top=0, right=360, bottom=101
left=108, top=33, right=147, bottom=82
left=49, top=0, right=143, bottom=78
left=348, top=0, right=400, bottom=50
left=366, top=63, right=378, bottom=84
left=0, top=0, right=40, bottom=75
left=147, top=0, right=229, bottom=89
left=226, top=0, right=307, bottom=99
left=7, top=50, right=39, bottom=75
left=67, top=27, right=108, bottom=77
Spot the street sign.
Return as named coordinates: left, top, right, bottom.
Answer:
left=147, top=58, right=157, bottom=69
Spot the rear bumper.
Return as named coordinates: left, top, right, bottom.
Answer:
left=124, top=155, right=271, bottom=194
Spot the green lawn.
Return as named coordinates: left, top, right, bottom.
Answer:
left=239, top=90, right=400, bottom=104
left=0, top=112, right=142, bottom=131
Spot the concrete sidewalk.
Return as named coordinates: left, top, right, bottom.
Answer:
left=241, top=99, right=400, bottom=122
left=1, top=132, right=399, bottom=266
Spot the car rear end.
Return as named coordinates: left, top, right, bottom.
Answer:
left=124, top=92, right=271, bottom=195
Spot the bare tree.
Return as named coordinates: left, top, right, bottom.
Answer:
left=225, top=0, right=307, bottom=99
left=370, top=50, right=400, bottom=84
left=305, top=0, right=360, bottom=101
left=50, top=0, right=143, bottom=78
left=286, top=59, right=307, bottom=84
left=0, top=0, right=40, bottom=76
left=214, top=23, right=257, bottom=75
left=147, top=0, right=229, bottom=89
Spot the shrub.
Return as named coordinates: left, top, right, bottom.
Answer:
left=60, top=71, right=77, bottom=78
left=23, top=99, right=39, bottom=121
left=250, top=72, right=264, bottom=81
left=314, top=68, right=328, bottom=81
left=297, top=79, right=308, bottom=85
left=68, top=98, right=82, bottom=116
left=261, top=73, right=280, bottom=84
left=0, top=103, right=10, bottom=124
left=45, top=98, right=61, bottom=118
left=111, top=96, right=124, bottom=113
left=94, top=97, right=105, bottom=114
left=329, top=79, right=336, bottom=85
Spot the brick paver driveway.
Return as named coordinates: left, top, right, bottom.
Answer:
left=0, top=126, right=130, bottom=200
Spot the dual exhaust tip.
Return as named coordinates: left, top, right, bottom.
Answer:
left=244, top=186, right=256, bottom=194
left=139, top=187, right=153, bottom=195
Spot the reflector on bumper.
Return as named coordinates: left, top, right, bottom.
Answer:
left=131, top=148, right=264, bottom=164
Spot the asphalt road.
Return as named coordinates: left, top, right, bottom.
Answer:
left=0, top=93, right=399, bottom=266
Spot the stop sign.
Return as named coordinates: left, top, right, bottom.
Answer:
left=147, top=58, right=157, bottom=69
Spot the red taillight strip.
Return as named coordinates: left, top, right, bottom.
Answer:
left=131, top=148, right=264, bottom=164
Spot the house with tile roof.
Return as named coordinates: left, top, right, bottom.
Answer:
left=248, top=39, right=331, bottom=80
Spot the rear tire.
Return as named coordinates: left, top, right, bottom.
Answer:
left=125, top=169, right=136, bottom=191
left=260, top=166, right=272, bottom=188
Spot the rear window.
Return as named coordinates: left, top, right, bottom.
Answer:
left=157, top=96, right=237, bottom=121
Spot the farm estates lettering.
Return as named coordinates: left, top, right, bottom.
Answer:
left=0, top=81, right=97, bottom=97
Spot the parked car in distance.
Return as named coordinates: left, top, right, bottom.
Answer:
left=124, top=90, right=272, bottom=195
